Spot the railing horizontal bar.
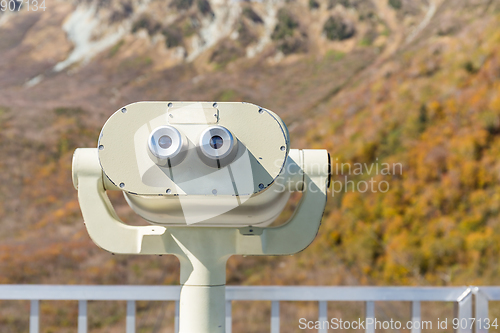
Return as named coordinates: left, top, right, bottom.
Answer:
left=0, top=285, right=181, bottom=301
left=0, top=285, right=471, bottom=302
left=474, top=287, right=500, bottom=300
left=226, top=286, right=469, bottom=302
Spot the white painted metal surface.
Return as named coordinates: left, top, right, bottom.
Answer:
left=73, top=102, right=330, bottom=333
left=73, top=146, right=329, bottom=333
left=0, top=285, right=475, bottom=333
left=271, top=300, right=280, bottom=333
left=78, top=300, right=87, bottom=333
left=473, top=286, right=500, bottom=333
left=411, top=301, right=421, bottom=333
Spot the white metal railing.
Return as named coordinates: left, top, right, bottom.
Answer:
left=473, top=287, right=500, bottom=333
left=0, top=285, right=479, bottom=333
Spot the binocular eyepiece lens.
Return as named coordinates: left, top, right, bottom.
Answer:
left=209, top=135, right=223, bottom=149
left=148, top=126, right=187, bottom=166
left=158, top=135, right=173, bottom=149
left=198, top=126, right=238, bottom=168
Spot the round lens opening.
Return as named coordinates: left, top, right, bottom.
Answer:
left=158, top=135, right=173, bottom=149
left=209, top=135, right=223, bottom=149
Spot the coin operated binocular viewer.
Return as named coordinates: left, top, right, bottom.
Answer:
left=72, top=102, right=330, bottom=333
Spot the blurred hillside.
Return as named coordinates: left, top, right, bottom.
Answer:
left=1, top=0, right=500, bottom=331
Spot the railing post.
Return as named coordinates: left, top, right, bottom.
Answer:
left=29, top=300, right=39, bottom=333
left=365, top=301, right=375, bottom=333
left=78, top=300, right=87, bottom=333
left=455, top=289, right=472, bottom=333
left=175, top=300, right=179, bottom=333
left=474, top=287, right=489, bottom=333
left=226, top=300, right=232, bottom=333
left=271, top=300, right=280, bottom=333
left=411, top=301, right=421, bottom=333
left=126, top=300, right=136, bottom=333
left=318, top=301, right=328, bottom=333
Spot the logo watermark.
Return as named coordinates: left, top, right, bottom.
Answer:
left=274, top=157, right=403, bottom=196
left=330, top=158, right=402, bottom=197
left=299, top=317, right=496, bottom=330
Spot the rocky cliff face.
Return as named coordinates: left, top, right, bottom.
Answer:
left=0, top=0, right=445, bottom=142
left=0, top=0, right=434, bottom=92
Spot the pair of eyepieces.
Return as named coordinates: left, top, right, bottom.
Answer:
left=148, top=125, right=238, bottom=168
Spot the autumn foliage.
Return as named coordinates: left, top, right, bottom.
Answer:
left=310, top=15, right=500, bottom=286
left=2, top=4, right=500, bottom=332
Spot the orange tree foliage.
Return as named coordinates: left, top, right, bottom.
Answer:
left=308, top=17, right=500, bottom=285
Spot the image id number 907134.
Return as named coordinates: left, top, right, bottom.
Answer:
left=1, top=0, right=46, bottom=12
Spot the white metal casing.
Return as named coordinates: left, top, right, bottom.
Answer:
left=72, top=101, right=330, bottom=333
left=97, top=101, right=296, bottom=226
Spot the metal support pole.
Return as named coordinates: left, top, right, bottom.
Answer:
left=175, top=301, right=180, bottom=333
left=179, top=285, right=225, bottom=333
left=411, top=301, right=421, bottom=333
left=318, top=301, right=328, bottom=333
left=365, top=301, right=375, bottom=333
left=455, top=289, right=472, bottom=333
left=78, top=300, right=87, bottom=333
left=126, top=300, right=136, bottom=333
left=29, top=300, right=39, bottom=333
left=271, top=301, right=280, bottom=333
left=225, top=300, right=232, bottom=333
left=475, top=287, right=489, bottom=333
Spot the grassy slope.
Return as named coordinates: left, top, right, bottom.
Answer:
left=311, top=9, right=500, bottom=286
left=1, top=1, right=500, bottom=331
